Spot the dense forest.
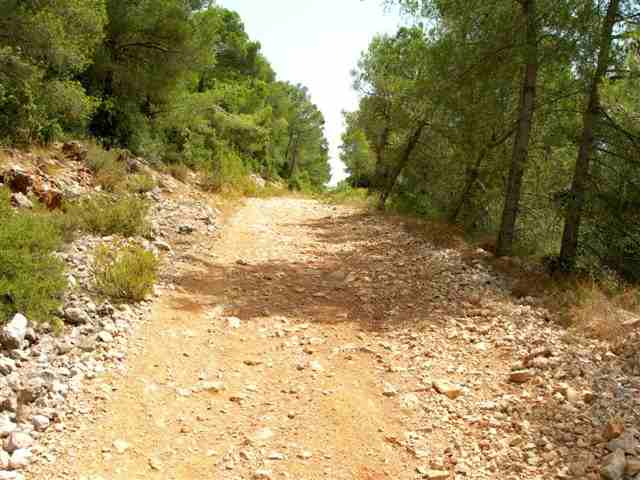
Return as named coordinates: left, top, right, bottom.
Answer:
left=340, top=0, right=640, bottom=280
left=0, top=0, right=331, bottom=190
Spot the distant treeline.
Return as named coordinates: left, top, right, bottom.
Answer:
left=0, top=1, right=330, bottom=190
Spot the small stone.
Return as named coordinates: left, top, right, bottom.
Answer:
left=97, top=331, right=114, bottom=343
left=433, top=381, right=463, bottom=400
left=0, top=416, right=15, bottom=438
left=309, top=360, right=323, bottom=372
left=253, top=470, right=273, bottom=479
left=177, top=224, right=194, bottom=235
left=10, top=193, right=32, bottom=210
left=600, top=449, right=626, bottom=480
left=582, top=390, right=595, bottom=404
left=9, top=449, right=31, bottom=470
left=193, top=381, right=226, bottom=394
left=176, top=388, right=192, bottom=397
left=4, top=432, right=33, bottom=453
left=509, top=370, right=534, bottom=384
left=383, top=383, right=398, bottom=397
left=153, top=240, right=172, bottom=252
left=226, top=317, right=241, bottom=329
left=78, top=337, right=96, bottom=352
left=250, top=428, right=274, bottom=444
left=420, top=469, right=449, bottom=479
left=113, top=439, right=129, bottom=454
left=0, top=472, right=25, bottom=480
left=149, top=457, right=162, bottom=471
left=31, top=415, right=50, bottom=432
left=298, top=451, right=313, bottom=460
left=267, top=452, right=285, bottom=460
left=604, top=419, right=625, bottom=441
left=244, top=359, right=263, bottom=367
left=64, top=307, right=90, bottom=325
left=607, top=431, right=638, bottom=453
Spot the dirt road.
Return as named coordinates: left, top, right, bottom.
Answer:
left=30, top=198, right=614, bottom=480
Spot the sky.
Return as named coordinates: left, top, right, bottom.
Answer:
left=218, top=0, right=403, bottom=185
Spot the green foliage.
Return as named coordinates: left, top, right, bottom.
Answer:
left=65, top=195, right=151, bottom=238
left=0, top=188, right=66, bottom=325
left=323, top=182, right=370, bottom=206
left=93, top=243, right=158, bottom=301
left=125, top=173, right=157, bottom=194
left=1, top=2, right=330, bottom=190
left=346, top=0, right=640, bottom=281
left=201, top=146, right=256, bottom=196
left=85, top=145, right=128, bottom=192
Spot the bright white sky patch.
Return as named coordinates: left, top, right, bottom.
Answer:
left=219, top=0, right=402, bottom=185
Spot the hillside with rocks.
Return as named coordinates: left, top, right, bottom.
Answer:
left=0, top=148, right=638, bottom=480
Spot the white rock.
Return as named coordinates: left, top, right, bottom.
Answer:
left=113, top=439, right=129, bottom=454
left=0, top=450, right=9, bottom=469
left=253, top=470, right=273, bottom=479
left=97, top=331, right=114, bottom=343
left=31, top=415, right=50, bottom=432
left=0, top=471, right=25, bottom=480
left=383, top=383, right=398, bottom=397
left=226, top=317, right=242, bottom=329
left=309, top=360, right=323, bottom=372
left=192, top=381, right=226, bottom=394
left=0, top=315, right=27, bottom=350
left=0, top=416, right=16, bottom=438
left=4, top=432, right=32, bottom=453
left=8, top=449, right=31, bottom=470
left=250, top=428, right=274, bottom=444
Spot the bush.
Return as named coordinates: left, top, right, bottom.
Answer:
left=65, top=194, right=151, bottom=237
left=201, top=147, right=257, bottom=196
left=167, top=163, right=190, bottom=183
left=126, top=173, right=156, bottom=194
left=93, top=243, right=159, bottom=301
left=85, top=144, right=128, bottom=192
left=323, top=183, right=369, bottom=205
left=0, top=188, right=66, bottom=325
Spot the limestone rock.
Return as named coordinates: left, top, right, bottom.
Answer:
left=0, top=315, right=28, bottom=351
left=433, top=381, right=463, bottom=400
left=600, top=449, right=626, bottom=480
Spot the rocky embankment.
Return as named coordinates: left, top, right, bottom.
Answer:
left=0, top=143, right=218, bottom=479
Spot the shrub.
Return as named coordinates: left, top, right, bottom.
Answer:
left=93, top=243, right=159, bottom=301
left=323, top=183, right=369, bottom=205
left=126, top=173, right=156, bottom=194
left=201, top=147, right=258, bottom=197
left=0, top=188, right=66, bottom=325
left=167, top=163, right=190, bottom=183
left=65, top=194, right=151, bottom=237
left=85, top=144, right=128, bottom=192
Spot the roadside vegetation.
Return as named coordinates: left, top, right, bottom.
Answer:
left=93, top=243, right=159, bottom=302
left=335, top=0, right=640, bottom=338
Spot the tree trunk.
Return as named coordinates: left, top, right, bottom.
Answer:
left=450, top=150, right=485, bottom=223
left=496, top=0, right=538, bottom=257
left=378, top=122, right=427, bottom=210
left=559, top=0, right=620, bottom=269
